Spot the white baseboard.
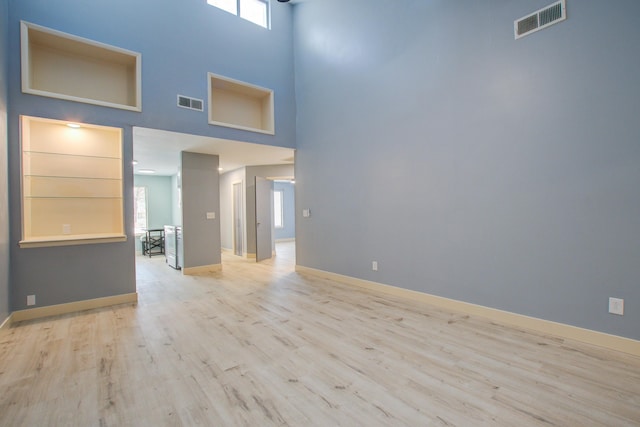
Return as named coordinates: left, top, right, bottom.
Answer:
left=296, top=265, right=640, bottom=357
left=182, top=264, right=222, bottom=275
left=0, top=313, right=12, bottom=331
left=11, top=293, right=138, bottom=323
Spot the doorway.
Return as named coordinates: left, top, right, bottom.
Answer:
left=254, top=177, right=296, bottom=263
left=232, top=182, right=244, bottom=257
left=255, top=176, right=273, bottom=262
left=273, top=179, right=296, bottom=245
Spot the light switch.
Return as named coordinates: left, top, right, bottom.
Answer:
left=303, top=209, right=311, bottom=218
left=206, top=212, right=216, bottom=220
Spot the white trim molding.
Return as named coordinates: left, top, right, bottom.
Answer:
left=295, top=265, right=640, bottom=357
left=0, top=313, right=13, bottom=331
left=11, top=293, right=138, bottom=323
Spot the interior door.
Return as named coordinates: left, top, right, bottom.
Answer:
left=233, top=182, right=243, bottom=257
left=255, top=176, right=273, bottom=262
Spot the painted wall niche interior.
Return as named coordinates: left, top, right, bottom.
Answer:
left=20, top=21, right=142, bottom=112
left=208, top=72, right=274, bottom=134
left=20, top=116, right=126, bottom=248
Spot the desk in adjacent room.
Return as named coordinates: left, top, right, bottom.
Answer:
left=142, top=228, right=165, bottom=257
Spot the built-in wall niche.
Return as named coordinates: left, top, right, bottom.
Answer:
left=21, top=21, right=142, bottom=111
left=20, top=116, right=126, bottom=248
left=208, top=72, right=274, bottom=134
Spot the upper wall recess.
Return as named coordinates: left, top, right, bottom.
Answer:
left=208, top=72, right=274, bottom=135
left=20, top=21, right=142, bottom=111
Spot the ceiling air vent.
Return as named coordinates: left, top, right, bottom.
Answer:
left=515, top=0, right=566, bottom=40
left=177, top=95, right=204, bottom=111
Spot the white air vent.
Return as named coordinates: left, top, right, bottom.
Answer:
left=515, top=0, right=566, bottom=40
left=177, top=95, right=204, bottom=111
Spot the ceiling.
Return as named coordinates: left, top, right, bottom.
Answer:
left=133, top=127, right=295, bottom=176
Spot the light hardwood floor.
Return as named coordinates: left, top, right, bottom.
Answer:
left=1, top=242, right=639, bottom=426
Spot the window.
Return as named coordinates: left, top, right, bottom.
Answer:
left=134, top=186, right=148, bottom=235
left=207, top=0, right=270, bottom=29
left=207, top=0, right=237, bottom=15
left=273, top=189, right=284, bottom=229
left=240, top=0, right=269, bottom=28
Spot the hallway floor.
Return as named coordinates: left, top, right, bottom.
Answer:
left=1, top=242, right=639, bottom=426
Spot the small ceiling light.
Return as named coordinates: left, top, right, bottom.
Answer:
left=132, top=160, right=139, bottom=165
left=138, top=169, right=156, bottom=174
left=218, top=167, right=224, bottom=172
left=67, top=123, right=81, bottom=129
left=291, top=180, right=296, bottom=184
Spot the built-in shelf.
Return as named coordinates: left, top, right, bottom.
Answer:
left=21, top=21, right=142, bottom=111
left=20, top=116, right=126, bottom=248
left=208, top=72, right=274, bottom=134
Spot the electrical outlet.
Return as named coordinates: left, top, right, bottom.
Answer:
left=372, top=261, right=378, bottom=271
left=608, top=297, right=624, bottom=316
left=206, top=212, right=216, bottom=220
left=62, top=224, right=71, bottom=234
left=27, top=295, right=36, bottom=306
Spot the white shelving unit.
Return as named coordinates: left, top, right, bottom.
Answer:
left=21, top=21, right=142, bottom=111
left=208, top=72, right=274, bottom=134
left=20, top=116, right=126, bottom=248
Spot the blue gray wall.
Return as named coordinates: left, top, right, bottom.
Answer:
left=294, top=0, right=640, bottom=340
left=6, top=0, right=295, bottom=310
left=274, top=181, right=295, bottom=241
left=0, top=0, right=9, bottom=324
left=181, top=152, right=221, bottom=269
